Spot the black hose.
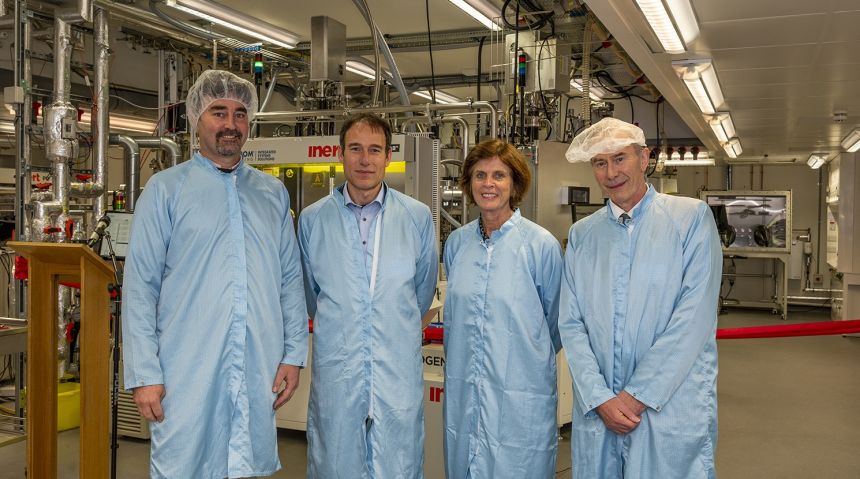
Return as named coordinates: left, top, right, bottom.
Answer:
left=426, top=0, right=437, bottom=103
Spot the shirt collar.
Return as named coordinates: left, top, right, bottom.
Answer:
left=343, top=183, right=386, bottom=208
left=194, top=152, right=242, bottom=173
left=608, top=183, right=652, bottom=221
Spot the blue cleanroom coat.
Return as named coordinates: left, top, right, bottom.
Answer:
left=442, top=210, right=563, bottom=478
left=298, top=183, right=438, bottom=479
left=559, top=187, right=722, bottom=478
left=122, top=153, right=309, bottom=479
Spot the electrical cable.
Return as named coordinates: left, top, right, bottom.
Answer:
left=537, top=38, right=553, bottom=140
left=425, top=0, right=437, bottom=104
left=501, top=0, right=554, bottom=31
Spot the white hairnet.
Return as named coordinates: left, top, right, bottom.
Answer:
left=565, top=117, right=646, bottom=163
left=186, top=70, right=258, bottom=131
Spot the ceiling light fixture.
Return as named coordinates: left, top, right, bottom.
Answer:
left=166, top=0, right=300, bottom=49
left=571, top=79, right=608, bottom=101
left=840, top=127, right=860, bottom=152
left=634, top=0, right=699, bottom=53
left=411, top=90, right=461, bottom=105
left=723, top=138, right=742, bottom=159
left=79, top=112, right=158, bottom=134
left=672, top=59, right=725, bottom=114
left=448, top=0, right=502, bottom=31
left=807, top=153, right=827, bottom=169
left=344, top=61, right=390, bottom=81
left=708, top=113, right=736, bottom=143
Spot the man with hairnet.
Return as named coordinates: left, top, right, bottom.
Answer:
left=298, top=113, right=438, bottom=478
left=559, top=117, right=722, bottom=478
left=122, top=69, right=308, bottom=478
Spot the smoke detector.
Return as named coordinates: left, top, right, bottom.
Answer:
left=833, top=111, right=848, bottom=123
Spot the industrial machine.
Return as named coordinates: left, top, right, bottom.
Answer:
left=702, top=191, right=792, bottom=318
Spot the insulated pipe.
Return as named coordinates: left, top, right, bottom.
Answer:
left=71, top=7, right=109, bottom=218
left=255, top=101, right=499, bottom=138
left=110, top=134, right=140, bottom=212
left=35, top=16, right=78, bottom=242
left=133, top=136, right=182, bottom=168
left=110, top=135, right=182, bottom=212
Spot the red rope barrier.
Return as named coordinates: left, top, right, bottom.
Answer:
left=422, top=320, right=860, bottom=343
left=715, top=319, right=860, bottom=339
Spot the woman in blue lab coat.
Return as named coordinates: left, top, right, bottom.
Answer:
left=442, top=139, right=563, bottom=479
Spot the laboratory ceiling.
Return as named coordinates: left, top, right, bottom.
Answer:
left=156, top=0, right=860, bottom=163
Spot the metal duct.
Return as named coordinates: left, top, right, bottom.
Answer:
left=110, top=134, right=140, bottom=213
left=110, top=135, right=182, bottom=212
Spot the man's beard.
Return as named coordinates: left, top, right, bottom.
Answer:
left=215, top=129, right=243, bottom=156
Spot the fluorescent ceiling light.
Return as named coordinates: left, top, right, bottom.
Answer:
left=345, top=61, right=390, bottom=80
left=411, top=90, right=461, bottom=105
left=166, top=0, right=300, bottom=49
left=807, top=153, right=827, bottom=169
left=664, top=159, right=715, bottom=166
left=635, top=0, right=699, bottom=54
left=722, top=138, right=742, bottom=159
left=571, top=79, right=607, bottom=101
left=840, top=127, right=860, bottom=152
left=673, top=60, right=725, bottom=114
left=449, top=0, right=502, bottom=31
left=79, top=112, right=157, bottom=134
left=708, top=113, right=735, bottom=143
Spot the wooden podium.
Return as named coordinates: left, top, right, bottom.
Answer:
left=9, top=242, right=115, bottom=479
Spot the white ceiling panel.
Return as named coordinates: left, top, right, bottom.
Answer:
left=694, top=1, right=828, bottom=23
left=821, top=10, right=860, bottom=42
left=698, top=14, right=825, bottom=50
left=711, top=44, right=819, bottom=70
left=717, top=67, right=812, bottom=86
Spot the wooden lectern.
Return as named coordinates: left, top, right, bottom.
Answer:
left=8, top=242, right=115, bottom=479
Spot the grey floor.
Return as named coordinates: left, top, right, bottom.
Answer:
left=1, top=309, right=859, bottom=478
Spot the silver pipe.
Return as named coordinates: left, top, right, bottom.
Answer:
left=56, top=0, right=93, bottom=23
left=784, top=295, right=832, bottom=302
left=92, top=7, right=109, bottom=218
left=98, top=1, right=207, bottom=47
left=352, top=0, right=411, bottom=106
left=110, top=134, right=140, bottom=212
left=438, top=116, right=470, bottom=223
left=353, top=0, right=382, bottom=106
left=34, top=16, right=78, bottom=242
left=802, top=287, right=841, bottom=294
left=109, top=135, right=182, bottom=212
left=147, top=0, right=222, bottom=42
left=255, top=101, right=499, bottom=138
left=133, top=136, right=182, bottom=168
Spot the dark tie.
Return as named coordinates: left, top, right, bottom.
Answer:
left=619, top=213, right=631, bottom=226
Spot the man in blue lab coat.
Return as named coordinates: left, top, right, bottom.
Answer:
left=123, top=70, right=308, bottom=478
left=298, top=113, right=438, bottom=478
left=560, top=117, right=722, bottom=478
